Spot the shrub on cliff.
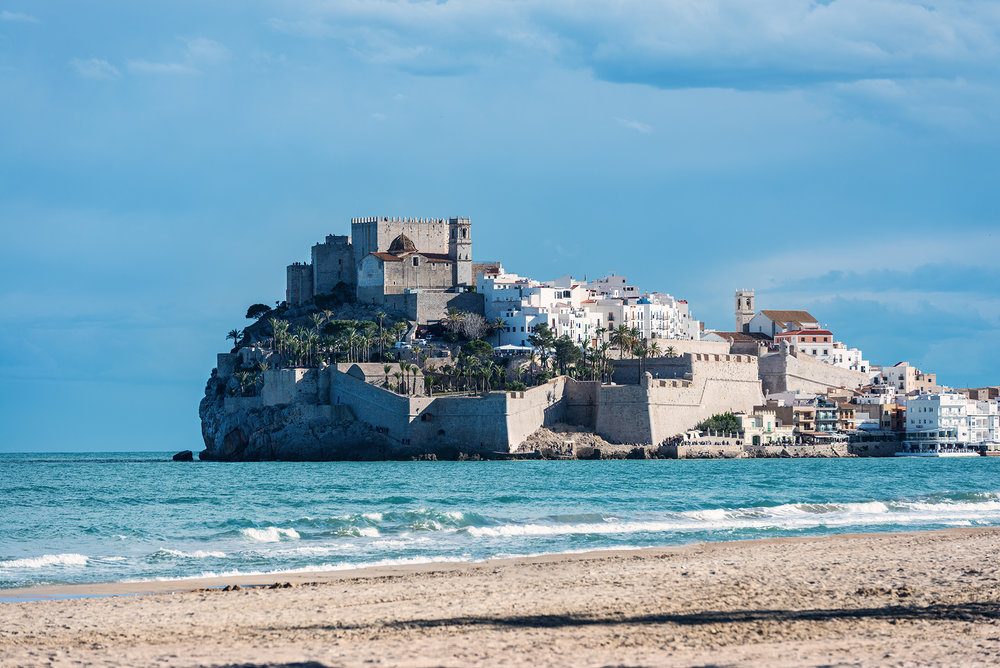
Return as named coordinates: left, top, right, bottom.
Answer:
left=245, top=303, right=271, bottom=320
left=697, top=412, right=741, bottom=433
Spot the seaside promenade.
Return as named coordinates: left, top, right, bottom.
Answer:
left=3, top=528, right=999, bottom=667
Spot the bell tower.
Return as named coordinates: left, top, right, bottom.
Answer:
left=735, top=288, right=755, bottom=333
left=448, top=216, right=472, bottom=288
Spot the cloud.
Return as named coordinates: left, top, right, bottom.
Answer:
left=270, top=1, right=1000, bottom=90
left=69, top=57, right=120, bottom=80
left=127, top=37, right=230, bottom=76
left=615, top=117, right=651, bottom=133
left=0, top=10, right=37, bottom=23
left=127, top=60, right=198, bottom=75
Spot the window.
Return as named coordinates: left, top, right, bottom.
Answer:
left=413, top=257, right=419, bottom=266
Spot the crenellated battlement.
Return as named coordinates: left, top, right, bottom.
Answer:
left=350, top=216, right=449, bottom=224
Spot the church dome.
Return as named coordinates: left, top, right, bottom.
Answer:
left=388, top=234, right=417, bottom=254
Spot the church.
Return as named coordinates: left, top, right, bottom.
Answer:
left=286, top=215, right=491, bottom=322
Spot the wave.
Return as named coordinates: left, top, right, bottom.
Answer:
left=239, top=527, right=300, bottom=542
left=152, top=549, right=227, bottom=560
left=466, top=496, right=1000, bottom=538
left=0, top=553, right=89, bottom=569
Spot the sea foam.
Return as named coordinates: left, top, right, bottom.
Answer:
left=0, top=553, right=89, bottom=569
left=240, top=527, right=301, bottom=542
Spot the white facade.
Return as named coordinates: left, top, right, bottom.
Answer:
left=478, top=271, right=703, bottom=351
left=969, top=400, right=1000, bottom=444
left=904, top=393, right=977, bottom=448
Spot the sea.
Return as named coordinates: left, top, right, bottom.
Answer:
left=2, top=453, right=1000, bottom=591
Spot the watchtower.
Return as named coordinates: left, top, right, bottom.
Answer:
left=735, top=288, right=755, bottom=333
left=448, top=216, right=472, bottom=288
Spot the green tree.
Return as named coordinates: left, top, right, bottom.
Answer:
left=461, top=339, right=494, bottom=358
left=245, top=304, right=270, bottom=320
left=527, top=323, right=556, bottom=370
left=553, top=335, right=582, bottom=375
left=492, top=317, right=509, bottom=346
left=227, top=329, right=241, bottom=350
left=697, top=413, right=742, bottom=434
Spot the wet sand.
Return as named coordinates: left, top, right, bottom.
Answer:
left=2, top=527, right=1000, bottom=667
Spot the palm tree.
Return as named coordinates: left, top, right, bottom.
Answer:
left=527, top=351, right=538, bottom=377
left=393, top=371, right=403, bottom=393
left=383, top=364, right=392, bottom=387
left=425, top=375, right=435, bottom=397
left=665, top=346, right=678, bottom=358
left=227, top=329, right=241, bottom=349
left=310, top=312, right=324, bottom=336
left=492, top=317, right=509, bottom=347
left=648, top=341, right=662, bottom=358
left=610, top=325, right=632, bottom=360
left=376, top=311, right=387, bottom=359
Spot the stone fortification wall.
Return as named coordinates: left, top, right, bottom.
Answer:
left=351, top=217, right=451, bottom=266
left=596, top=382, right=656, bottom=444
left=286, top=262, right=313, bottom=307
left=312, top=236, right=355, bottom=294
left=329, top=368, right=413, bottom=443
left=611, top=357, right=690, bottom=385
left=564, top=379, right=598, bottom=428
left=598, top=354, right=763, bottom=444
left=262, top=368, right=320, bottom=406
left=378, top=291, right=484, bottom=324
left=759, top=351, right=870, bottom=395
left=500, top=377, right=570, bottom=450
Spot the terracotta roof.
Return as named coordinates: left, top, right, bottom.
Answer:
left=370, top=252, right=403, bottom=262
left=775, top=329, right=832, bottom=337
left=760, top=310, right=819, bottom=327
left=708, top=331, right=772, bottom=343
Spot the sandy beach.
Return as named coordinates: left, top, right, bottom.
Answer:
left=2, top=527, right=1000, bottom=667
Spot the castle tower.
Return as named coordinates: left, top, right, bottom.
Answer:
left=735, top=288, right=755, bottom=333
left=448, top=216, right=472, bottom=288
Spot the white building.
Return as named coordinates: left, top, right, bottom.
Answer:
left=478, top=271, right=702, bottom=351
left=902, top=392, right=1000, bottom=450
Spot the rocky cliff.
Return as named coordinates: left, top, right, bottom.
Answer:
left=198, top=372, right=389, bottom=461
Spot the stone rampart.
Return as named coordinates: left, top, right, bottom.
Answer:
left=598, top=354, right=763, bottom=444
left=759, top=352, right=870, bottom=395
left=379, top=291, right=484, bottom=324
left=262, top=368, right=320, bottom=406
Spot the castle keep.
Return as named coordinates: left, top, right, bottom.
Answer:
left=286, top=216, right=481, bottom=321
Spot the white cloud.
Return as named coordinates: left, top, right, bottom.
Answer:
left=127, top=60, right=198, bottom=75
left=371, top=112, right=387, bottom=121
left=127, top=37, right=230, bottom=76
left=69, top=57, right=120, bottom=80
left=0, top=10, right=38, bottom=23
left=615, top=117, right=651, bottom=134
left=271, top=1, right=1000, bottom=88
left=183, top=37, right=230, bottom=65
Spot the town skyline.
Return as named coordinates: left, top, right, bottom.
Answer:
left=2, top=1, right=999, bottom=452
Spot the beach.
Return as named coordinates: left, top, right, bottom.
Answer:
left=3, top=527, right=1000, bottom=667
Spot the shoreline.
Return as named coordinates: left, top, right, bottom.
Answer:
left=3, top=526, right=1000, bottom=666
left=1, top=526, right=992, bottom=602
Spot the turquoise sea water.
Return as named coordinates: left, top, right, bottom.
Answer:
left=2, top=453, right=1000, bottom=590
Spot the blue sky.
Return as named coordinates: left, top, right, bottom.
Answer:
left=2, top=1, right=999, bottom=452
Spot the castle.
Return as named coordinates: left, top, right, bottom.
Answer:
left=286, top=216, right=488, bottom=321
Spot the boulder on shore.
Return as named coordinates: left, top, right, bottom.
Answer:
left=172, top=450, right=194, bottom=462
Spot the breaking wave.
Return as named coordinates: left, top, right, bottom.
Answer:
left=239, top=527, right=301, bottom=542
left=0, top=553, right=89, bottom=569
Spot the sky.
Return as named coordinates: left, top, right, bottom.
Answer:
left=1, top=0, right=999, bottom=452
